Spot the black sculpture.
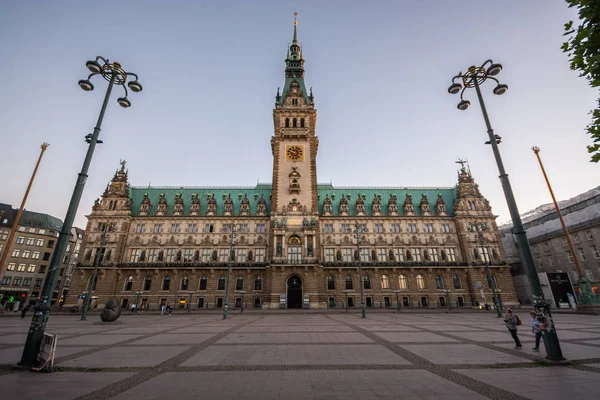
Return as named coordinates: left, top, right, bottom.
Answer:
left=100, top=298, right=121, bottom=322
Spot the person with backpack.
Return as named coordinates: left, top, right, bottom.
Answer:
left=504, top=308, right=522, bottom=349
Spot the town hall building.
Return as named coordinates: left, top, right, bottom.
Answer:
left=66, top=18, right=518, bottom=311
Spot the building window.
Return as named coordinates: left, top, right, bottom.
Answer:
left=1, top=276, right=11, bottom=285
left=39, top=265, right=46, bottom=274
left=235, top=276, right=244, bottom=291
left=23, top=277, right=32, bottom=287
left=26, top=237, right=35, bottom=246
left=254, top=276, right=263, bottom=290
left=34, top=278, right=42, bottom=288
left=166, top=248, right=177, bottom=262
left=256, top=224, right=265, bottom=233
left=324, top=248, right=335, bottom=262
left=143, top=276, right=152, bottom=291
left=30, top=251, right=40, bottom=260
left=236, top=248, right=247, bottom=263
left=363, top=275, right=371, bottom=289
left=255, top=248, right=265, bottom=262
left=200, top=249, right=211, bottom=262
left=153, top=224, right=163, bottom=233
left=375, top=224, right=383, bottom=233
left=359, top=248, right=370, bottom=262
left=399, top=275, right=408, bottom=289
left=124, top=276, right=134, bottom=291
left=441, top=224, right=450, bottom=233
left=188, top=224, right=197, bottom=233
left=342, top=248, right=353, bottom=262
left=183, top=248, right=194, bottom=262
left=435, top=275, right=444, bottom=289
left=548, top=257, right=555, bottom=267
left=181, top=276, right=189, bottom=290
left=411, top=248, right=422, bottom=262
left=566, top=250, right=574, bottom=264
left=376, top=248, right=387, bottom=262
left=36, top=238, right=44, bottom=247
left=147, top=248, right=159, bottom=263
left=586, top=231, right=594, bottom=241
left=416, top=275, right=426, bottom=289
left=47, top=240, right=55, bottom=249
left=162, top=276, right=171, bottom=291
left=327, top=275, right=335, bottom=290
left=13, top=277, right=22, bottom=286
left=562, top=238, right=568, bottom=247
left=591, top=245, right=600, bottom=259
left=205, top=224, right=214, bottom=233
left=17, top=264, right=26, bottom=272
left=27, top=264, right=36, bottom=273
left=16, top=236, right=25, bottom=244
left=341, top=224, right=351, bottom=233
left=136, top=224, right=145, bottom=233
left=130, top=248, right=141, bottom=262
left=407, top=223, right=417, bottom=233
left=578, top=248, right=587, bottom=262
left=7, top=262, right=15, bottom=271
left=573, top=234, right=580, bottom=244
left=287, top=246, right=302, bottom=264
left=424, top=224, right=433, bottom=233
left=345, top=276, right=353, bottom=290
left=381, top=274, right=390, bottom=289
left=324, top=224, right=333, bottom=233
left=217, top=276, right=226, bottom=290
left=428, top=248, right=439, bottom=262
left=393, top=248, right=404, bottom=262
left=217, top=249, right=227, bottom=262
left=11, top=249, right=20, bottom=258
left=221, top=224, right=232, bottom=233
left=453, top=275, right=462, bottom=289
left=446, top=248, right=456, bottom=262
left=171, top=223, right=180, bottom=233
left=199, top=276, right=208, bottom=290
left=585, top=269, right=594, bottom=281
left=22, top=250, right=31, bottom=259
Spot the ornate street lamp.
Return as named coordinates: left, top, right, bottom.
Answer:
left=80, top=225, right=112, bottom=320
left=448, top=60, right=564, bottom=361
left=20, top=57, right=142, bottom=366
left=354, top=223, right=367, bottom=318
left=223, top=223, right=238, bottom=319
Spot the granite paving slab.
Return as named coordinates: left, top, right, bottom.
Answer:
left=399, top=343, right=532, bottom=365
left=493, top=341, right=600, bottom=360
left=59, top=334, right=142, bottom=346
left=216, top=332, right=373, bottom=344
left=130, top=333, right=217, bottom=345
left=0, top=346, right=92, bottom=365
left=371, top=331, right=461, bottom=343
left=444, top=331, right=533, bottom=342
left=59, top=345, right=190, bottom=368
left=354, top=324, right=421, bottom=332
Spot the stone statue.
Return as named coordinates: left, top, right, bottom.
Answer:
left=303, top=218, right=309, bottom=227
left=100, top=298, right=121, bottom=322
left=307, top=242, right=313, bottom=257
left=282, top=218, right=287, bottom=228
left=277, top=243, right=282, bottom=257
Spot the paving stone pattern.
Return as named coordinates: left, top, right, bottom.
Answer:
left=0, top=311, right=600, bottom=399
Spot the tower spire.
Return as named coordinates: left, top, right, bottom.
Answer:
left=293, top=11, right=299, bottom=44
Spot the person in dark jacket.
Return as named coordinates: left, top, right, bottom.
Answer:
left=504, top=309, right=522, bottom=349
left=20, top=303, right=30, bottom=319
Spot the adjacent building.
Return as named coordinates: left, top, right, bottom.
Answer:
left=0, top=203, right=83, bottom=311
left=500, top=187, right=600, bottom=306
left=66, top=19, right=518, bottom=311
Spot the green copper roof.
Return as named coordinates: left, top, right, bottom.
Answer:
left=129, top=186, right=272, bottom=217
left=316, top=186, right=457, bottom=217
left=276, top=18, right=313, bottom=107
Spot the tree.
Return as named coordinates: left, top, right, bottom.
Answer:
left=562, top=0, right=600, bottom=162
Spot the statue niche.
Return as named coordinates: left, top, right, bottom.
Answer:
left=289, top=167, right=301, bottom=194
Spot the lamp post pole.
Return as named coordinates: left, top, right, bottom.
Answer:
left=532, top=147, right=600, bottom=305
left=354, top=223, right=366, bottom=318
left=20, top=57, right=142, bottom=365
left=469, top=223, right=503, bottom=318
left=223, top=224, right=237, bottom=319
left=448, top=60, right=564, bottom=361
left=81, top=227, right=110, bottom=320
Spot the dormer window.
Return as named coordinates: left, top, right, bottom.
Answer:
left=292, top=98, right=298, bottom=105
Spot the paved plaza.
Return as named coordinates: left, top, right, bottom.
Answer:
left=1, top=311, right=600, bottom=399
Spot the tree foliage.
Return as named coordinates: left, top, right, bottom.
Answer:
left=562, top=0, right=600, bottom=162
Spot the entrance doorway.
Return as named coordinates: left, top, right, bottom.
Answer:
left=287, top=276, right=303, bottom=308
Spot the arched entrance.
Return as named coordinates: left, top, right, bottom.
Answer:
left=287, top=275, right=303, bottom=309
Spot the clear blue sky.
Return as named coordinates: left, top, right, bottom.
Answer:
left=0, top=0, right=596, bottom=229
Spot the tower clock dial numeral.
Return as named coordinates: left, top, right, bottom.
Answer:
left=286, top=145, right=304, bottom=161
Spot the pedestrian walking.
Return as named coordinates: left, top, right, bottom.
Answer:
left=20, top=303, right=30, bottom=319
left=504, top=308, right=522, bottom=349
left=160, top=304, right=165, bottom=315
left=530, top=311, right=544, bottom=352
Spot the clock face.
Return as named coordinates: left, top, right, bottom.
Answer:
left=286, top=145, right=304, bottom=161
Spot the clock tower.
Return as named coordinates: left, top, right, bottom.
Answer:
left=271, top=14, right=318, bottom=215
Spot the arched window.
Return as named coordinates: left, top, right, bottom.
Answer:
left=87, top=275, right=97, bottom=291
left=217, top=275, right=226, bottom=290
left=345, top=275, right=353, bottom=290
left=381, top=274, right=390, bottom=289
left=363, top=275, right=371, bottom=289
left=300, top=118, right=305, bottom=128
left=162, top=276, right=171, bottom=291
left=143, top=276, right=152, bottom=291
left=416, top=275, right=426, bottom=289
left=287, top=235, right=302, bottom=264
left=181, top=276, right=189, bottom=290
left=293, top=118, right=297, bottom=128
left=235, top=275, right=244, bottom=291
left=399, top=275, right=408, bottom=289
left=124, top=276, right=134, bottom=291
left=453, top=274, right=462, bottom=289
left=435, top=275, right=444, bottom=289
left=285, top=118, right=290, bottom=128
left=327, top=275, right=335, bottom=290
left=199, top=276, right=207, bottom=290
left=254, top=276, right=263, bottom=290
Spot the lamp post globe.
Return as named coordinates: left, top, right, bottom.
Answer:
left=487, top=63, right=503, bottom=76
left=457, top=100, right=470, bottom=110
left=448, top=83, right=462, bottom=94
left=493, top=84, right=508, bottom=95
left=78, top=79, right=94, bottom=91
left=127, top=80, right=143, bottom=93
left=117, top=97, right=131, bottom=108
left=85, top=60, right=102, bottom=74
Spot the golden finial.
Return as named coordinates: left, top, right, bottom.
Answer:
left=41, top=143, right=50, bottom=151
left=294, top=11, right=298, bottom=25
